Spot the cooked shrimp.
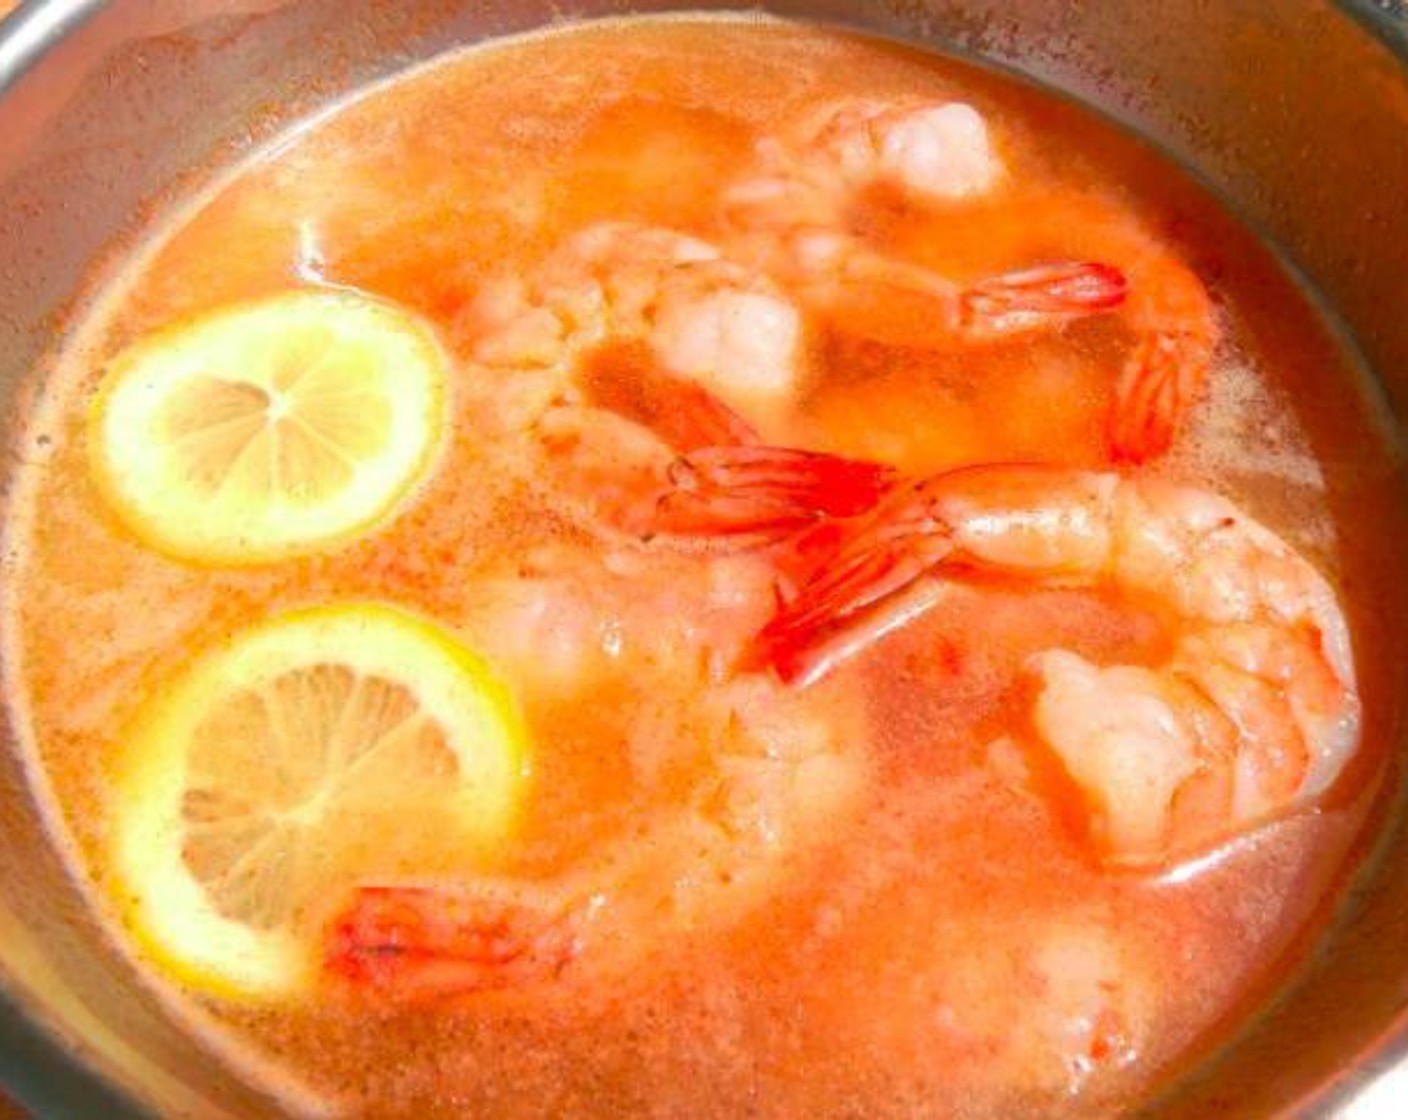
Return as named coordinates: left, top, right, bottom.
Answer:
left=455, top=542, right=784, bottom=691
left=724, top=100, right=1218, bottom=461
left=1040, top=197, right=1219, bottom=463
left=809, top=894, right=1152, bottom=1103
left=931, top=918, right=1149, bottom=1097
left=326, top=688, right=867, bottom=1004
left=896, top=191, right=1221, bottom=463
left=466, top=221, right=804, bottom=437
left=723, top=99, right=1124, bottom=339
left=756, top=464, right=1359, bottom=865
left=886, top=189, right=1220, bottom=464
left=464, top=221, right=893, bottom=540
left=325, top=545, right=870, bottom=1002
left=925, top=917, right=1152, bottom=1099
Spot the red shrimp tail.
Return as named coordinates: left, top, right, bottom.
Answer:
left=960, top=261, right=1129, bottom=335
left=759, top=577, right=951, bottom=687
left=651, top=490, right=822, bottom=542
left=326, top=886, right=579, bottom=1004
left=753, top=496, right=959, bottom=685
left=649, top=446, right=895, bottom=542
left=1108, top=330, right=1210, bottom=463
left=673, top=446, right=896, bottom=517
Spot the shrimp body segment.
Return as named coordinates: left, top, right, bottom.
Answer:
left=761, top=465, right=1360, bottom=866
left=811, top=100, right=1007, bottom=199
left=728, top=99, right=1007, bottom=229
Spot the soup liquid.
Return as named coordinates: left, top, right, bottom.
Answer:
left=5, top=15, right=1408, bottom=1118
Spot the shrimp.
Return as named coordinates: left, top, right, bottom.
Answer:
left=324, top=544, right=870, bottom=1002
left=724, top=100, right=1124, bottom=342
left=724, top=99, right=1218, bottom=462
left=755, top=464, right=1360, bottom=866
left=326, top=684, right=867, bottom=1004
left=466, top=221, right=805, bottom=438
left=923, top=919, right=1150, bottom=1099
left=917, top=194, right=1220, bottom=465
left=1044, top=197, right=1220, bottom=463
left=463, top=221, right=894, bottom=540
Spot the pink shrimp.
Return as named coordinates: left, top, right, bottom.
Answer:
left=724, top=99, right=1218, bottom=462
left=462, top=221, right=896, bottom=542
left=753, top=464, right=1359, bottom=866
left=321, top=526, right=872, bottom=1005
left=724, top=99, right=1125, bottom=339
left=465, top=221, right=808, bottom=439
left=325, top=674, right=869, bottom=1003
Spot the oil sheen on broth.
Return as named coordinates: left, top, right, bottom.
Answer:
left=5, top=15, right=1407, bottom=1119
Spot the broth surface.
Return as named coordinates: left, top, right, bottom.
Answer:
left=5, top=15, right=1408, bottom=1118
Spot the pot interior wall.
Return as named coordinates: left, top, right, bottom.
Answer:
left=1, top=1, right=1406, bottom=1115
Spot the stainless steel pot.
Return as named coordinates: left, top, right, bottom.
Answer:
left=2, top=2, right=1407, bottom=1115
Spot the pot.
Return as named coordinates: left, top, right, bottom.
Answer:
left=1, top=1, right=1407, bottom=1115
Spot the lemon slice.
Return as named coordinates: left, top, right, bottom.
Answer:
left=89, top=291, right=448, bottom=565
left=109, top=603, right=529, bottom=1001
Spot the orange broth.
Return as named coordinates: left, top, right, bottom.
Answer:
left=5, top=15, right=1408, bottom=1118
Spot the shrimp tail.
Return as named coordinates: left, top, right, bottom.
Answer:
left=959, top=261, right=1129, bottom=336
left=651, top=446, right=896, bottom=542
left=761, top=576, right=951, bottom=687
left=1108, top=330, right=1211, bottom=463
left=752, top=480, right=959, bottom=682
left=326, top=887, right=579, bottom=1003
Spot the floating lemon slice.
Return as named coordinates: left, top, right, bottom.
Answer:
left=109, top=604, right=529, bottom=1001
left=89, top=291, right=448, bottom=565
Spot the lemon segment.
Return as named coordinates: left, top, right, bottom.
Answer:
left=109, top=604, right=530, bottom=1001
left=89, top=291, right=449, bottom=565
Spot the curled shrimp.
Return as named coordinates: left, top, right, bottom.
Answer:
left=324, top=546, right=870, bottom=1003
left=924, top=198, right=1219, bottom=465
left=463, top=221, right=893, bottom=540
left=325, top=678, right=868, bottom=1004
left=1040, top=196, right=1220, bottom=463
left=755, top=464, right=1359, bottom=866
left=724, top=99, right=1124, bottom=343
left=835, top=914, right=1151, bottom=1099
left=466, top=221, right=804, bottom=439
left=724, top=99, right=1218, bottom=462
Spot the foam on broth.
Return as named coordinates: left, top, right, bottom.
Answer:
left=4, top=15, right=1407, bottom=1118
